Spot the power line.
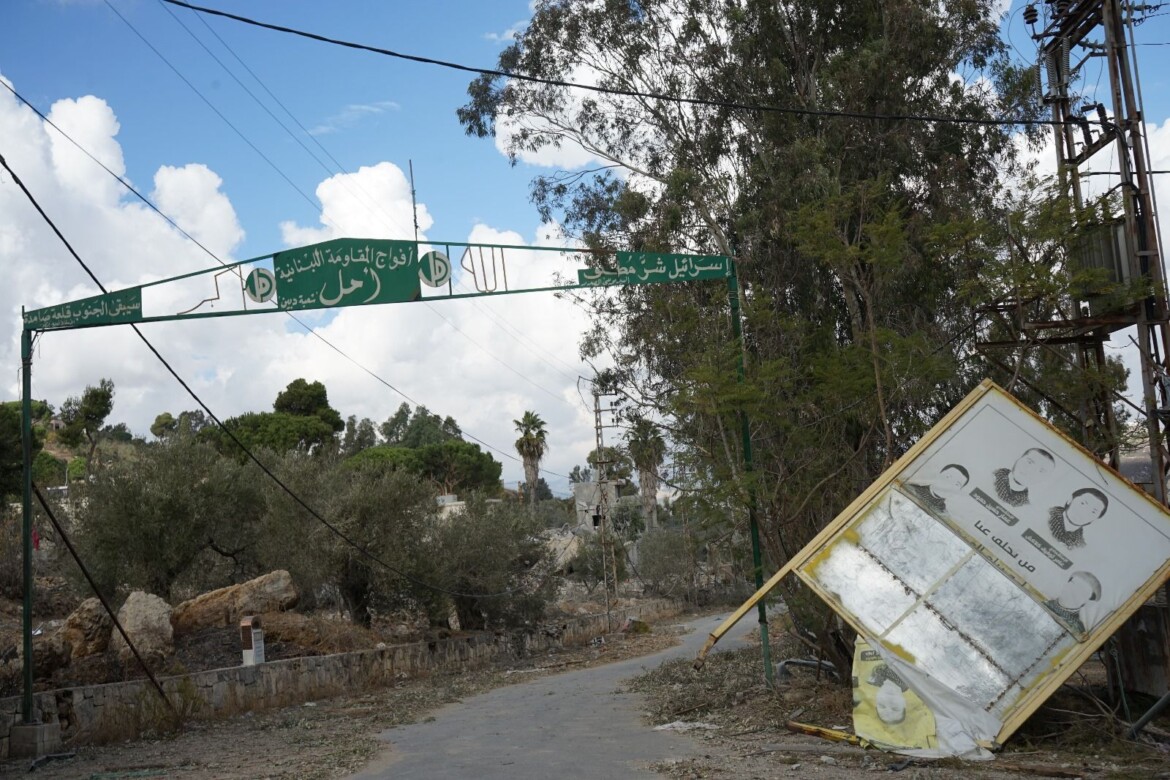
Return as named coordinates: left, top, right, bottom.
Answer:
left=111, top=0, right=588, bottom=426
left=0, top=149, right=555, bottom=601
left=161, top=0, right=1068, bottom=129
left=159, top=0, right=416, bottom=238
left=423, top=303, right=575, bottom=408
left=103, top=0, right=337, bottom=229
left=165, top=0, right=599, bottom=397
left=0, top=78, right=540, bottom=473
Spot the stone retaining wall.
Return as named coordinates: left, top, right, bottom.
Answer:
left=0, top=600, right=681, bottom=758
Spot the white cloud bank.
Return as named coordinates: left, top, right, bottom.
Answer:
left=0, top=75, right=600, bottom=495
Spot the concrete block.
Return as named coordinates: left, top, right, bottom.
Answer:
left=8, top=721, right=62, bottom=758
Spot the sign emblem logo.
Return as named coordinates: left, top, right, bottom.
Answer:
left=419, top=251, right=452, bottom=288
left=244, top=268, right=277, bottom=303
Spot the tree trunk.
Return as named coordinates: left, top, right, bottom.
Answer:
left=639, top=468, right=658, bottom=529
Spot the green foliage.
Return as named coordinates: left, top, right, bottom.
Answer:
left=459, top=0, right=1062, bottom=664
left=514, top=411, right=548, bottom=508
left=206, top=411, right=339, bottom=455
left=626, top=418, right=666, bottom=526
left=519, top=477, right=553, bottom=502
left=0, top=404, right=26, bottom=499
left=258, top=454, right=442, bottom=626
left=71, top=438, right=266, bottom=600
left=346, top=440, right=502, bottom=496
left=0, top=403, right=49, bottom=498
left=345, top=445, right=421, bottom=472
left=102, top=422, right=134, bottom=443
left=273, top=378, right=344, bottom=433
left=57, top=378, right=114, bottom=471
left=568, top=464, right=593, bottom=484
left=151, top=412, right=177, bottom=440
left=432, top=496, right=554, bottom=630
left=567, top=533, right=626, bottom=595
left=414, top=440, right=502, bottom=495
left=0, top=399, right=52, bottom=423
left=611, top=501, right=644, bottom=539
left=379, top=403, right=462, bottom=448
left=341, top=415, right=379, bottom=456
left=588, top=447, right=636, bottom=496
left=32, top=450, right=66, bottom=488
left=67, top=457, right=87, bottom=482
left=152, top=410, right=210, bottom=441
left=638, top=528, right=694, bottom=598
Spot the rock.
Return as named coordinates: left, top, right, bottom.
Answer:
left=172, top=570, right=298, bottom=635
left=29, top=633, right=72, bottom=679
left=61, top=597, right=113, bottom=659
left=110, top=591, right=173, bottom=664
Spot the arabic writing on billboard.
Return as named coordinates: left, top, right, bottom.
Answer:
left=273, top=238, right=420, bottom=311
left=795, top=382, right=1170, bottom=750
left=24, top=288, right=143, bottom=330
left=577, top=251, right=729, bottom=286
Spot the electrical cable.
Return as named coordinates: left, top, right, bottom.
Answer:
left=163, top=0, right=598, bottom=405
left=107, top=3, right=592, bottom=434
left=0, top=150, right=558, bottom=601
left=158, top=0, right=418, bottom=239
left=422, top=301, right=575, bottom=408
left=103, top=0, right=344, bottom=233
left=160, top=0, right=1075, bottom=129
left=33, top=484, right=177, bottom=717
left=0, top=79, right=571, bottom=484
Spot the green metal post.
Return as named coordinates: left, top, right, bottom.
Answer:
left=20, top=327, right=35, bottom=723
left=726, top=261, right=774, bottom=685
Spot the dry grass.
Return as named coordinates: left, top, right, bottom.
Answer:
left=631, top=634, right=1170, bottom=779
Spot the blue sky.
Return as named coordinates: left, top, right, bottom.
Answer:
left=4, top=0, right=1170, bottom=497
left=6, top=0, right=539, bottom=254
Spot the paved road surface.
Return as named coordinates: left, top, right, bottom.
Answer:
left=349, top=613, right=752, bottom=779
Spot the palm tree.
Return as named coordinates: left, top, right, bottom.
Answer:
left=514, top=411, right=548, bottom=510
left=626, top=418, right=666, bottom=529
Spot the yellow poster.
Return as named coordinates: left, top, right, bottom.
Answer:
left=852, top=638, right=939, bottom=751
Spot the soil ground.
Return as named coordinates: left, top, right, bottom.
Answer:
left=0, top=617, right=687, bottom=778
left=631, top=633, right=1170, bottom=780
left=4, top=613, right=1170, bottom=779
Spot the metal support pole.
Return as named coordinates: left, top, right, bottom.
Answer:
left=20, top=327, right=35, bottom=723
left=1128, top=688, right=1170, bottom=739
left=726, top=261, right=773, bottom=685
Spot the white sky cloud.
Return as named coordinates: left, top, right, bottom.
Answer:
left=484, top=21, right=525, bottom=45
left=307, top=101, right=400, bottom=137
left=0, top=76, right=601, bottom=496
left=279, top=161, right=432, bottom=246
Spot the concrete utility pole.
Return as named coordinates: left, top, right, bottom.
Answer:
left=592, top=389, right=622, bottom=632
left=1026, top=0, right=1170, bottom=696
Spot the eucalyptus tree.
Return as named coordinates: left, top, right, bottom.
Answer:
left=626, top=417, right=666, bottom=528
left=462, top=0, right=1052, bottom=665
left=513, top=411, right=548, bottom=509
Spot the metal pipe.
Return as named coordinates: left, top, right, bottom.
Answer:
left=1127, top=688, right=1170, bottom=739
left=726, top=261, right=772, bottom=685
left=20, top=326, right=34, bottom=723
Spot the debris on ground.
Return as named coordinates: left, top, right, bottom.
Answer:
left=0, top=620, right=687, bottom=779
left=653, top=720, right=720, bottom=732
left=634, top=634, right=1170, bottom=779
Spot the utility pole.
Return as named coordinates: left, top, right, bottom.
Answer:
left=1027, top=0, right=1169, bottom=479
left=1024, top=0, right=1170, bottom=699
left=593, top=389, right=622, bottom=632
